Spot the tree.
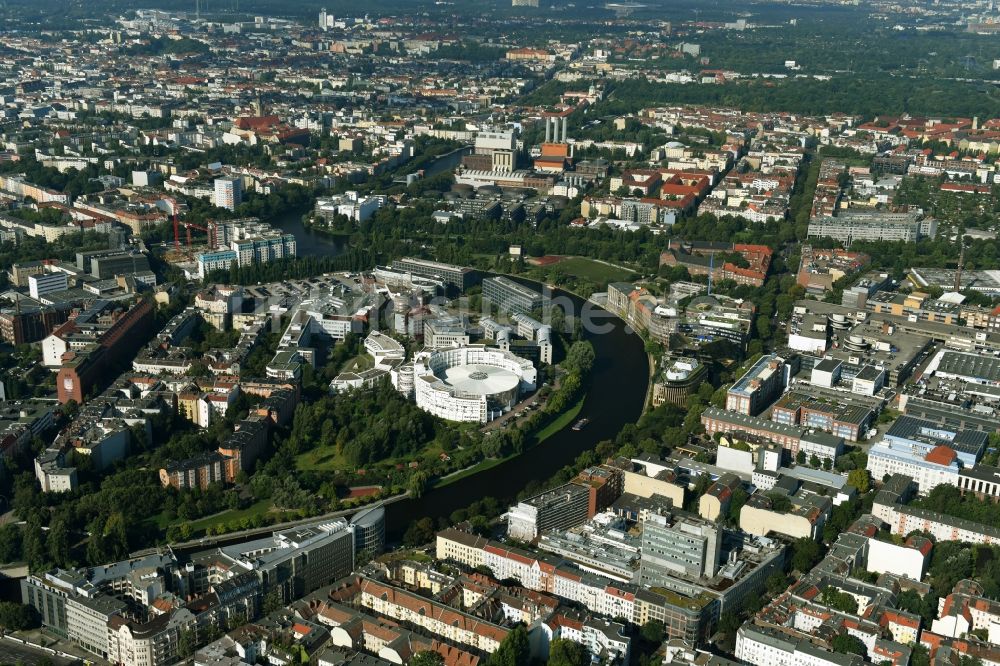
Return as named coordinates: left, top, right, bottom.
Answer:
left=47, top=518, right=72, bottom=568
left=640, top=620, right=665, bottom=644
left=727, top=487, right=749, bottom=523
left=0, top=602, right=39, bottom=631
left=403, top=517, right=436, bottom=547
left=791, top=537, right=822, bottom=572
left=410, top=651, right=445, bottom=666
left=263, top=589, right=284, bottom=615
left=563, top=341, right=595, bottom=375
left=22, top=520, right=45, bottom=569
left=766, top=572, right=789, bottom=595
left=831, top=632, right=867, bottom=657
left=0, top=524, right=23, bottom=563
left=717, top=612, right=741, bottom=637
left=177, top=628, right=198, bottom=658
left=796, top=450, right=806, bottom=465
left=847, top=469, right=870, bottom=494
left=809, top=453, right=821, bottom=468
left=765, top=492, right=792, bottom=513
left=547, top=638, right=588, bottom=666
left=407, top=471, right=430, bottom=499
left=910, top=643, right=930, bottom=666
left=102, top=512, right=129, bottom=561
left=821, top=586, right=858, bottom=613
left=489, top=625, right=530, bottom=666
left=897, top=589, right=936, bottom=625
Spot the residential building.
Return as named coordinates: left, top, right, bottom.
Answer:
left=197, top=250, right=239, bottom=279
left=214, top=177, right=243, bottom=211
left=736, top=624, right=862, bottom=666
left=807, top=210, right=936, bottom=245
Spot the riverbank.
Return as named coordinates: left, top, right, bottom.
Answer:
left=432, top=393, right=586, bottom=490
left=299, top=219, right=353, bottom=239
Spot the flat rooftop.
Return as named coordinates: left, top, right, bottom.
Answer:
left=485, top=275, right=544, bottom=300
left=936, top=350, right=1000, bottom=384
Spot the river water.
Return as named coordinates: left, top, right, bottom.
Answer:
left=273, top=211, right=348, bottom=257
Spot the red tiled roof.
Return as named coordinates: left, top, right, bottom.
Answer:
left=925, top=445, right=957, bottom=466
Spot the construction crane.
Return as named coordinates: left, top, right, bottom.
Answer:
left=165, top=196, right=218, bottom=250
left=182, top=220, right=218, bottom=249
left=165, top=196, right=183, bottom=251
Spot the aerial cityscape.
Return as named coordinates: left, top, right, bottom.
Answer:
left=2, top=0, right=1000, bottom=665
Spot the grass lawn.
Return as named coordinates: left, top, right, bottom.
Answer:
left=296, top=445, right=349, bottom=472
left=297, top=439, right=448, bottom=474
left=340, top=354, right=374, bottom=373
left=533, top=394, right=585, bottom=444
left=433, top=455, right=512, bottom=489
left=545, top=257, right=637, bottom=285
left=181, top=498, right=274, bottom=535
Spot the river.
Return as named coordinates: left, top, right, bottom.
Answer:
left=273, top=210, right=349, bottom=258
left=382, top=286, right=648, bottom=541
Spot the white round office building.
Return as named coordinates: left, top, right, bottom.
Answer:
left=409, top=345, right=537, bottom=423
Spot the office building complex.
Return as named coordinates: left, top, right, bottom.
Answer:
left=483, top=275, right=546, bottom=316
left=390, top=257, right=480, bottom=292
left=402, top=345, right=536, bottom=423
left=0, top=302, right=73, bottom=345
left=867, top=415, right=987, bottom=495
left=28, top=272, right=68, bottom=299
left=640, top=516, right=721, bottom=584
left=726, top=355, right=788, bottom=416
left=21, top=518, right=355, bottom=666
left=54, top=299, right=155, bottom=404
left=508, top=483, right=591, bottom=541
left=770, top=390, right=874, bottom=442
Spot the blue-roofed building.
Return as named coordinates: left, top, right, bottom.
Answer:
left=867, top=415, right=988, bottom=495
left=883, top=415, right=987, bottom=468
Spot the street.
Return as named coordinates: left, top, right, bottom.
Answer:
left=0, top=640, right=72, bottom=666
